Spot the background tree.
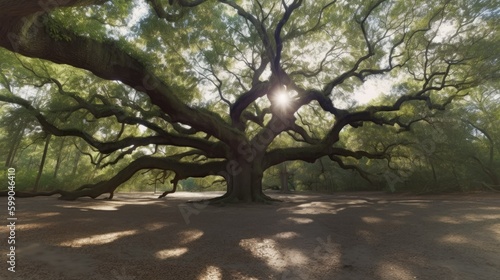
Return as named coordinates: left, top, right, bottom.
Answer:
left=459, top=82, right=500, bottom=189
left=0, top=0, right=498, bottom=202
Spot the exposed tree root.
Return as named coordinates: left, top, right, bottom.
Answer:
left=204, top=194, right=236, bottom=205
left=260, top=192, right=283, bottom=202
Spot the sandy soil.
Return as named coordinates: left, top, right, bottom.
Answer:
left=1, top=191, right=499, bottom=280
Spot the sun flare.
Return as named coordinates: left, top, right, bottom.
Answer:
left=274, top=90, right=291, bottom=107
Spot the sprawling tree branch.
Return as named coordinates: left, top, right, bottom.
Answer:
left=0, top=93, right=227, bottom=157
left=273, top=0, right=302, bottom=75
left=146, top=0, right=187, bottom=22
left=328, top=155, right=374, bottom=184
left=264, top=144, right=391, bottom=169
left=0, top=11, right=243, bottom=147
left=0, top=0, right=108, bottom=18
left=6, top=156, right=226, bottom=200
left=218, top=0, right=275, bottom=66
left=230, top=81, right=270, bottom=128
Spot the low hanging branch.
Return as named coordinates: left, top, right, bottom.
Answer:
left=0, top=156, right=226, bottom=200
left=0, top=93, right=227, bottom=157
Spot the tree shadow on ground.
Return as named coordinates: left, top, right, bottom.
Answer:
left=1, top=192, right=499, bottom=280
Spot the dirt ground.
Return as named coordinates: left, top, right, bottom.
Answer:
left=1, top=191, right=499, bottom=280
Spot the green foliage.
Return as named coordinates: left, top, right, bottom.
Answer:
left=0, top=0, right=498, bottom=195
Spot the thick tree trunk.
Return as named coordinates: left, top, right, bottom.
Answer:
left=231, top=162, right=261, bottom=202
left=208, top=158, right=279, bottom=204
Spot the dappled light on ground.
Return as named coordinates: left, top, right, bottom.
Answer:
left=178, top=229, right=204, bottom=244
left=144, top=222, right=170, bottom=231
left=60, top=230, right=138, bottom=247
left=35, top=212, right=60, bottom=218
left=284, top=216, right=314, bottom=224
left=56, top=196, right=163, bottom=211
left=273, top=231, right=300, bottom=239
left=361, top=216, right=384, bottom=224
left=197, top=265, right=223, bottom=280
left=239, top=238, right=288, bottom=269
left=376, top=261, right=416, bottom=280
left=431, top=215, right=463, bottom=224
left=389, top=210, right=413, bottom=217
left=281, top=200, right=364, bottom=215
left=439, top=234, right=470, bottom=244
left=461, top=213, right=500, bottom=222
left=155, top=247, right=189, bottom=259
left=1, top=192, right=499, bottom=279
left=489, top=224, right=500, bottom=240
left=19, top=222, right=57, bottom=230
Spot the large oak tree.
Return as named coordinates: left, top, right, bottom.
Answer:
left=0, top=0, right=497, bottom=202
